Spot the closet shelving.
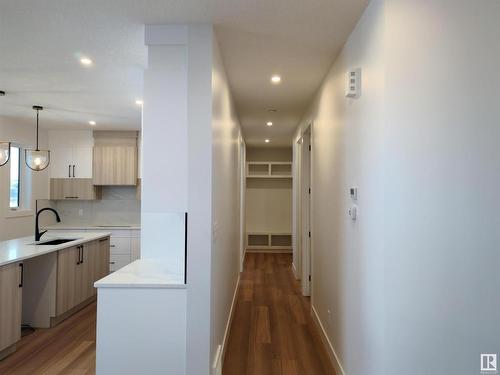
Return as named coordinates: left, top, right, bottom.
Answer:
left=245, top=160, right=293, bottom=252
left=246, top=232, right=292, bottom=251
left=246, top=162, right=292, bottom=179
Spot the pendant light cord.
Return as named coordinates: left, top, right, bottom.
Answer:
left=35, top=108, right=39, bottom=151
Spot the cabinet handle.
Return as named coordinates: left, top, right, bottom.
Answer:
left=81, top=246, right=84, bottom=264
left=109, top=261, right=116, bottom=265
left=19, top=263, right=24, bottom=288
left=72, top=165, right=75, bottom=178
left=65, top=196, right=79, bottom=199
left=68, top=165, right=71, bottom=178
left=110, top=245, right=115, bottom=248
left=76, top=246, right=80, bottom=265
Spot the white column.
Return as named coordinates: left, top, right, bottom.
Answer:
left=141, top=25, right=189, bottom=275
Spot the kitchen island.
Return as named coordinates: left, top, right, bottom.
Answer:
left=0, top=232, right=110, bottom=360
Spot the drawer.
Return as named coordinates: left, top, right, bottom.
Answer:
left=110, top=237, right=131, bottom=255
left=109, top=254, right=131, bottom=272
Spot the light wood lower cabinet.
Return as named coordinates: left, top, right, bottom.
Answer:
left=56, top=246, right=79, bottom=316
left=0, top=262, right=22, bottom=353
left=56, top=238, right=110, bottom=317
left=50, top=178, right=102, bottom=200
left=97, top=238, right=111, bottom=280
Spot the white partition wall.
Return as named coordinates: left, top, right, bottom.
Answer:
left=141, top=26, right=189, bottom=273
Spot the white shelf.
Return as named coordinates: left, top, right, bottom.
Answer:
left=246, top=162, right=292, bottom=179
left=246, top=232, right=292, bottom=251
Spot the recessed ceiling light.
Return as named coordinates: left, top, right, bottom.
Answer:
left=266, top=122, right=273, bottom=126
left=135, top=99, right=144, bottom=106
left=265, top=139, right=270, bottom=143
left=88, top=120, right=96, bottom=126
left=271, top=75, right=281, bottom=84
left=80, top=57, right=93, bottom=66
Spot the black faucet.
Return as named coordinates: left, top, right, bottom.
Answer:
left=35, top=208, right=61, bottom=242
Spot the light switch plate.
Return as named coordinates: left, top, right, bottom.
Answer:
left=348, top=206, right=357, bottom=220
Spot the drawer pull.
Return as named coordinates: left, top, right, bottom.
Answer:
left=109, top=261, right=116, bottom=265
left=110, top=245, right=116, bottom=248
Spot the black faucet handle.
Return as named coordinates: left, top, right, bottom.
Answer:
left=38, top=229, right=48, bottom=239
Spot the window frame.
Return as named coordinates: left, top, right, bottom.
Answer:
left=9, top=145, right=21, bottom=210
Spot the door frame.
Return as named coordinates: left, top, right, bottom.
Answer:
left=239, top=136, right=246, bottom=272
left=300, top=126, right=312, bottom=296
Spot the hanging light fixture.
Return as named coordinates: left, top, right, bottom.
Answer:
left=25, top=106, right=50, bottom=171
left=0, top=141, right=10, bottom=166
left=0, top=91, right=10, bottom=167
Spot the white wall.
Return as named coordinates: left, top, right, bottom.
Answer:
left=384, top=1, right=500, bottom=373
left=294, top=0, right=500, bottom=374
left=0, top=116, right=53, bottom=241
left=209, top=35, right=243, bottom=373
left=293, top=1, right=385, bottom=373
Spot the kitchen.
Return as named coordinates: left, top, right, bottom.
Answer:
left=0, top=105, right=143, bottom=367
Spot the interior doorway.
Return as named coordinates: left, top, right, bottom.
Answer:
left=300, top=126, right=312, bottom=296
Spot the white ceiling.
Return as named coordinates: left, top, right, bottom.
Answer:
left=0, top=0, right=368, bottom=146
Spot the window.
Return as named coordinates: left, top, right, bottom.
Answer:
left=9, top=146, right=20, bottom=209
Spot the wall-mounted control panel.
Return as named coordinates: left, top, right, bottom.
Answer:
left=345, top=68, right=361, bottom=98
left=350, top=186, right=358, bottom=201
left=349, top=186, right=358, bottom=221
left=348, top=206, right=357, bottom=220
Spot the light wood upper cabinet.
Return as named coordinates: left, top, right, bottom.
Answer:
left=0, top=262, right=22, bottom=353
left=50, top=178, right=102, bottom=200
left=48, top=131, right=93, bottom=178
left=93, top=131, right=138, bottom=186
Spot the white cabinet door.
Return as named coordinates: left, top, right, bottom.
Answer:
left=49, top=131, right=94, bottom=178
left=49, top=148, right=73, bottom=178
left=72, top=147, right=93, bottom=178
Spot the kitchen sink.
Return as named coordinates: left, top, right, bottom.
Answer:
left=36, top=238, right=79, bottom=245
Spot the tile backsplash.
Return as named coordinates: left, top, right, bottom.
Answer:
left=54, top=186, right=140, bottom=225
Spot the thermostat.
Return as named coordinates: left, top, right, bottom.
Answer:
left=350, top=186, right=358, bottom=201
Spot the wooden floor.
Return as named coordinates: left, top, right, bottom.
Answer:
left=0, top=302, right=97, bottom=375
left=1, top=253, right=335, bottom=375
left=223, top=253, right=335, bottom=375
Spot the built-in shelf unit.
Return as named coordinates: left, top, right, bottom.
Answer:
left=245, top=148, right=293, bottom=253
left=246, top=162, right=292, bottom=179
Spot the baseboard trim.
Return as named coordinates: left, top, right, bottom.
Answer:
left=213, top=273, right=241, bottom=374
left=311, top=305, right=346, bottom=375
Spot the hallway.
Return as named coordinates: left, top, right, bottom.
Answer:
left=223, top=253, right=335, bottom=375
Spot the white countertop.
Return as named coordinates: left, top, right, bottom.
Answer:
left=94, top=259, right=185, bottom=289
left=44, top=223, right=141, bottom=230
left=0, top=232, right=111, bottom=267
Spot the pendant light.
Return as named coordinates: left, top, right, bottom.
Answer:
left=25, top=106, right=50, bottom=171
left=0, top=141, right=10, bottom=166
left=0, top=91, right=10, bottom=167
